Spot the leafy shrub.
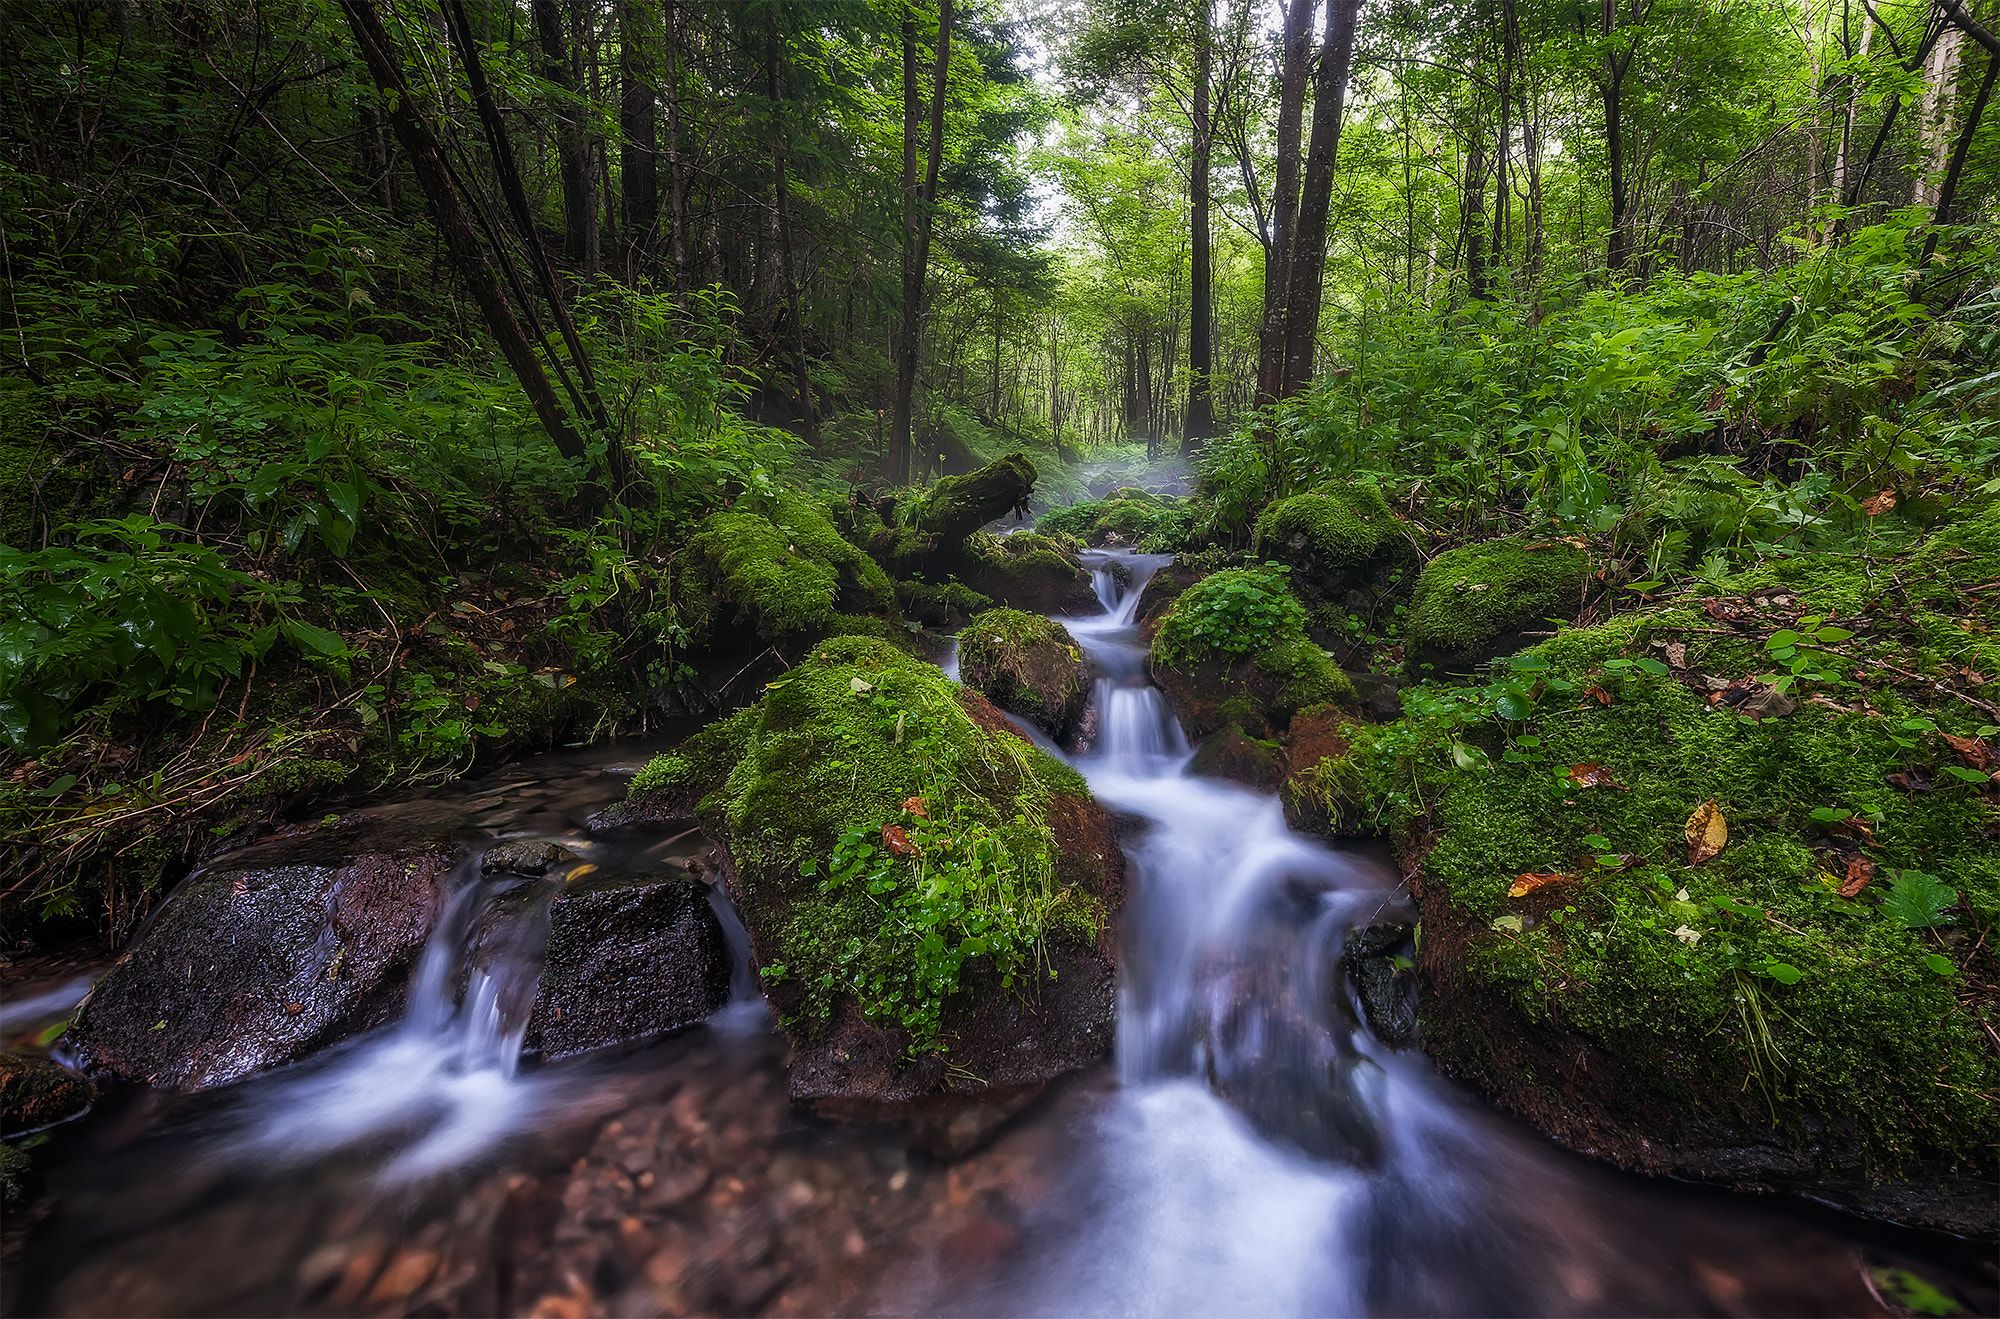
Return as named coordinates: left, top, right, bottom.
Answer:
left=1154, top=564, right=1308, bottom=668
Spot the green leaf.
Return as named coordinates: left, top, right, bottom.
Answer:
left=1634, top=657, right=1670, bottom=676
left=1921, top=953, right=1956, bottom=977
left=1940, top=765, right=1991, bottom=784
left=280, top=618, right=348, bottom=656
left=1494, top=693, right=1531, bottom=720
left=1765, top=629, right=1799, bottom=650
left=1878, top=870, right=1958, bottom=928
left=1812, top=626, right=1854, bottom=643
left=1763, top=961, right=1803, bottom=985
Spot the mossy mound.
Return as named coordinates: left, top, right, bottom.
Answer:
left=1365, top=532, right=2000, bottom=1231
left=963, top=530, right=1099, bottom=615
left=1037, top=492, right=1192, bottom=550
left=626, top=636, right=1123, bottom=1127
left=895, top=577, right=992, bottom=628
left=684, top=491, right=898, bottom=643
left=1407, top=538, right=1591, bottom=672
left=1150, top=567, right=1356, bottom=740
left=1251, top=482, right=1405, bottom=583
left=957, top=609, right=1090, bottom=744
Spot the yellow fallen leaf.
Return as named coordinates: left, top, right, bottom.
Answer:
left=1685, top=800, right=1727, bottom=865
left=1508, top=871, right=1572, bottom=898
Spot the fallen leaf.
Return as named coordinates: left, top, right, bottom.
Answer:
left=1583, top=683, right=1614, bottom=705
left=284, top=1002, right=304, bottom=1015
left=881, top=823, right=917, bottom=856
left=1490, top=915, right=1524, bottom=933
left=1826, top=814, right=1875, bottom=842
left=1685, top=800, right=1728, bottom=865
left=1663, top=641, right=1688, bottom=668
left=849, top=677, right=874, bottom=693
left=1943, top=734, right=1996, bottom=772
left=1673, top=925, right=1703, bottom=945
left=1886, top=770, right=1932, bottom=791
left=902, top=796, right=928, bottom=817
left=1565, top=762, right=1627, bottom=790
left=1860, top=488, right=1897, bottom=515
left=1839, top=855, right=1876, bottom=899
left=1508, top=871, right=1573, bottom=898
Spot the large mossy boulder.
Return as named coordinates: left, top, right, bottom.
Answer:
left=957, top=608, right=1090, bottom=744
left=962, top=530, right=1100, bottom=615
left=684, top=490, right=898, bottom=644
left=1374, top=514, right=2000, bottom=1233
left=1252, top=482, right=1408, bottom=589
left=1149, top=565, right=1355, bottom=741
left=1406, top=537, right=1590, bottom=673
left=1038, top=492, right=1192, bottom=550
left=625, top=635, right=1123, bottom=1150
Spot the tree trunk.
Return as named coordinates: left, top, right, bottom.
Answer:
left=1829, top=3, right=1872, bottom=240
left=1492, top=0, right=1518, bottom=274
left=1916, top=24, right=1966, bottom=207
left=1922, top=46, right=1997, bottom=264
left=767, top=6, right=817, bottom=443
left=890, top=0, right=950, bottom=482
left=1255, top=0, right=1316, bottom=406
left=1277, top=0, right=1360, bottom=398
left=1601, top=0, right=1632, bottom=279
left=665, top=0, right=687, bottom=292
left=620, top=0, right=657, bottom=282
left=338, top=0, right=591, bottom=470
left=1462, top=110, right=1488, bottom=299
left=532, top=0, right=590, bottom=268
left=1185, top=0, right=1216, bottom=450
left=890, top=13, right=921, bottom=482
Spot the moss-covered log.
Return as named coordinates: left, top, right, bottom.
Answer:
left=908, top=451, right=1038, bottom=542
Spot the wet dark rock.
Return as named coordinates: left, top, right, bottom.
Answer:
left=481, top=840, right=576, bottom=877
left=0, top=1054, right=96, bottom=1136
left=1341, top=923, right=1417, bottom=1047
left=1187, top=727, right=1285, bottom=790
left=1346, top=671, right=1405, bottom=723
left=789, top=940, right=1115, bottom=1158
left=65, top=844, right=456, bottom=1092
left=523, top=876, right=732, bottom=1062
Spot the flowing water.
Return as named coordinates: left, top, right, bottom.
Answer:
left=4, top=552, right=1992, bottom=1317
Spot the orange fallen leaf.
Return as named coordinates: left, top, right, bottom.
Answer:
left=1838, top=855, right=1876, bottom=899
left=1860, top=488, right=1897, bottom=515
left=1508, top=871, right=1573, bottom=898
left=1582, top=684, right=1614, bottom=706
left=1565, top=763, right=1627, bottom=790
left=1685, top=800, right=1728, bottom=865
left=1942, top=733, right=1996, bottom=772
left=902, top=796, right=929, bottom=817
left=881, top=824, right=918, bottom=856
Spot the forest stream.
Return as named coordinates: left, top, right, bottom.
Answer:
left=3, top=552, right=1990, bottom=1318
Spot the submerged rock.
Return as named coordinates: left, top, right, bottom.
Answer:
left=956, top=608, right=1090, bottom=744
left=625, top=635, right=1124, bottom=1151
left=0, top=1054, right=96, bottom=1136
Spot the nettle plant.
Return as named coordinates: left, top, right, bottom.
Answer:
left=1154, top=563, right=1306, bottom=668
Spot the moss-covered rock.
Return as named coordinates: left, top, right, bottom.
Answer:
left=963, top=530, right=1100, bottom=615
left=957, top=609, right=1090, bottom=744
left=1362, top=530, right=2000, bottom=1233
left=1038, top=492, right=1192, bottom=549
left=625, top=636, right=1123, bottom=1142
left=1407, top=538, right=1590, bottom=672
left=1251, top=482, right=1405, bottom=583
left=1281, top=704, right=1384, bottom=836
left=895, top=578, right=992, bottom=628
left=0, top=1055, right=96, bottom=1136
left=684, top=491, right=898, bottom=643
left=1187, top=726, right=1285, bottom=789
left=1150, top=566, right=1356, bottom=740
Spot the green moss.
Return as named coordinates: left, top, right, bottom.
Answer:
left=630, top=704, right=762, bottom=798
left=1255, top=636, right=1356, bottom=712
left=1251, top=481, right=1400, bottom=570
left=1038, top=494, right=1189, bottom=547
left=261, top=757, right=351, bottom=795
left=1407, top=538, right=1589, bottom=662
left=686, top=636, right=1103, bottom=1047
left=957, top=608, right=1089, bottom=738
left=1379, top=596, right=2000, bottom=1169
left=823, top=612, right=924, bottom=656
left=686, top=490, right=898, bottom=641
left=895, top=578, right=992, bottom=626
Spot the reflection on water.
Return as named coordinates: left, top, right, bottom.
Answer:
left=6, top=555, right=1994, bottom=1317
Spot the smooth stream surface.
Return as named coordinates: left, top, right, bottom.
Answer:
left=4, top=551, right=1991, bottom=1316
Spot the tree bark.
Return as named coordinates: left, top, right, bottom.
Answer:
left=337, top=0, right=590, bottom=469
left=1922, top=46, right=1997, bottom=264
left=1462, top=108, right=1488, bottom=300
left=1916, top=23, right=1965, bottom=207
left=767, top=4, right=817, bottom=442
left=1255, top=0, right=1316, bottom=406
left=1600, top=0, right=1633, bottom=279
left=665, top=0, right=687, bottom=292
left=532, top=0, right=591, bottom=269
left=1277, top=0, right=1360, bottom=398
left=1185, top=0, right=1217, bottom=450
left=1492, top=0, right=1518, bottom=273
left=620, top=0, right=657, bottom=282
left=892, top=0, right=952, bottom=484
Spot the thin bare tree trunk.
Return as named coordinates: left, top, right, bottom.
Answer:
left=1255, top=0, right=1316, bottom=405
left=620, top=0, right=657, bottom=282
left=665, top=0, right=687, bottom=292
left=767, top=4, right=817, bottom=442
left=1916, top=23, right=1965, bottom=206
left=338, top=0, right=591, bottom=469
left=1185, top=0, right=1216, bottom=449
left=892, top=0, right=951, bottom=483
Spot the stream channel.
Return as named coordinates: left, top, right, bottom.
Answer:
left=5, top=550, right=1993, bottom=1316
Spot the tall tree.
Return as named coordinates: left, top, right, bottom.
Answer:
left=1277, top=0, right=1360, bottom=398
left=1255, top=0, right=1318, bottom=405
left=620, top=0, right=658, bottom=281
left=891, top=0, right=953, bottom=483
left=1185, top=0, right=1217, bottom=450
